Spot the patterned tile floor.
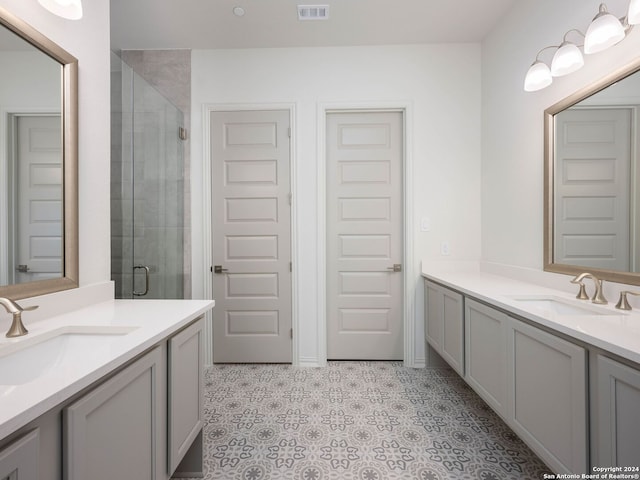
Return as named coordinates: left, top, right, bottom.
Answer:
left=191, top=362, right=552, bottom=480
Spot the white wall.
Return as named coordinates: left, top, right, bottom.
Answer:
left=482, top=0, right=640, bottom=269
left=0, top=51, right=60, bottom=108
left=0, top=1, right=112, bottom=292
left=191, top=44, right=482, bottom=365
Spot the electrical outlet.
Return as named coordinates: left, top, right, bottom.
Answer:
left=440, top=241, right=450, bottom=256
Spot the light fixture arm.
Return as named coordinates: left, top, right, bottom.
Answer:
left=561, top=28, right=586, bottom=45
left=620, top=16, right=635, bottom=31
left=532, top=45, right=559, bottom=63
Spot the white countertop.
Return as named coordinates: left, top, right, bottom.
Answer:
left=422, top=267, right=640, bottom=365
left=0, top=299, right=214, bottom=440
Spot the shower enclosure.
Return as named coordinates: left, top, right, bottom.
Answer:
left=110, top=53, right=186, bottom=299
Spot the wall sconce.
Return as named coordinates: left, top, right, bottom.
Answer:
left=38, top=0, right=83, bottom=20
left=524, top=1, right=638, bottom=92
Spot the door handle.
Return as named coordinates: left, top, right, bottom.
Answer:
left=214, top=265, right=229, bottom=274
left=16, top=265, right=30, bottom=273
left=133, top=265, right=150, bottom=296
left=387, top=264, right=402, bottom=272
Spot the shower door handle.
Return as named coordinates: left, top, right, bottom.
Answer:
left=133, top=265, right=150, bottom=296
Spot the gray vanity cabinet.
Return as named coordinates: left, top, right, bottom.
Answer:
left=464, top=299, right=588, bottom=473
left=425, top=281, right=464, bottom=375
left=508, top=319, right=587, bottom=474
left=464, top=298, right=510, bottom=418
left=592, top=354, right=640, bottom=467
left=0, top=429, right=39, bottom=479
left=168, top=318, right=204, bottom=474
left=64, top=346, right=165, bottom=480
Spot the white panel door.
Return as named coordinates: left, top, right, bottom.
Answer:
left=326, top=111, right=403, bottom=360
left=211, top=110, right=292, bottom=363
left=554, top=108, right=631, bottom=270
left=15, top=115, right=63, bottom=283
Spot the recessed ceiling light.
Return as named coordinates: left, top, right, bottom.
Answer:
left=233, top=6, right=245, bottom=17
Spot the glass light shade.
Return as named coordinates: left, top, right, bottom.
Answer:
left=38, top=0, right=83, bottom=20
left=629, top=0, right=640, bottom=24
left=584, top=9, right=625, bottom=54
left=551, top=42, right=584, bottom=76
left=524, top=61, right=552, bottom=92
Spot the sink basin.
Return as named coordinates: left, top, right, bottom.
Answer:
left=0, top=325, right=138, bottom=386
left=509, top=295, right=620, bottom=316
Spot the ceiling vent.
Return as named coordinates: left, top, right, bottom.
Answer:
left=297, top=5, right=329, bottom=20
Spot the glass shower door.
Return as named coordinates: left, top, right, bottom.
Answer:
left=111, top=53, right=185, bottom=299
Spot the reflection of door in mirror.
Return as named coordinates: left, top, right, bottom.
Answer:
left=554, top=107, right=636, bottom=272
left=11, top=115, right=63, bottom=284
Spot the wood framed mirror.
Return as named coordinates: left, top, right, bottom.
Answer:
left=544, top=56, right=640, bottom=285
left=0, top=6, right=78, bottom=299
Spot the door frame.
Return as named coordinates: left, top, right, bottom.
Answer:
left=317, top=102, right=416, bottom=367
left=202, top=103, right=298, bottom=365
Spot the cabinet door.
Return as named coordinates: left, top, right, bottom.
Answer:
left=425, top=281, right=443, bottom=351
left=441, top=287, right=464, bottom=375
left=168, top=318, right=204, bottom=473
left=465, top=299, right=509, bottom=417
left=64, top=347, right=164, bottom=480
left=509, top=320, right=587, bottom=474
left=594, top=354, right=640, bottom=467
left=425, top=281, right=464, bottom=375
left=0, top=429, right=38, bottom=479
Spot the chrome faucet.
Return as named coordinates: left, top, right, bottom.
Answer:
left=570, top=273, right=608, bottom=305
left=0, top=297, right=38, bottom=338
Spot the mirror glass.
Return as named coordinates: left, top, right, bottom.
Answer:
left=545, top=58, right=640, bottom=285
left=0, top=7, right=78, bottom=299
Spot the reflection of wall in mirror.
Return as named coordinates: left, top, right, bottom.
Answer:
left=554, top=71, right=640, bottom=273
left=0, top=49, right=62, bottom=286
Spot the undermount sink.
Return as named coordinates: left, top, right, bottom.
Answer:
left=0, top=325, right=138, bottom=386
left=509, top=295, right=620, bottom=316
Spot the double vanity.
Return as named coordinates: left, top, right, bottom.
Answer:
left=0, top=298, right=214, bottom=479
left=423, top=266, right=640, bottom=474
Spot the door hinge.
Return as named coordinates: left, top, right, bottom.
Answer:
left=179, top=127, right=188, bottom=141
left=290, top=328, right=293, bottom=339
left=287, top=127, right=291, bottom=138
left=289, top=261, right=292, bottom=272
left=288, top=193, right=292, bottom=205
